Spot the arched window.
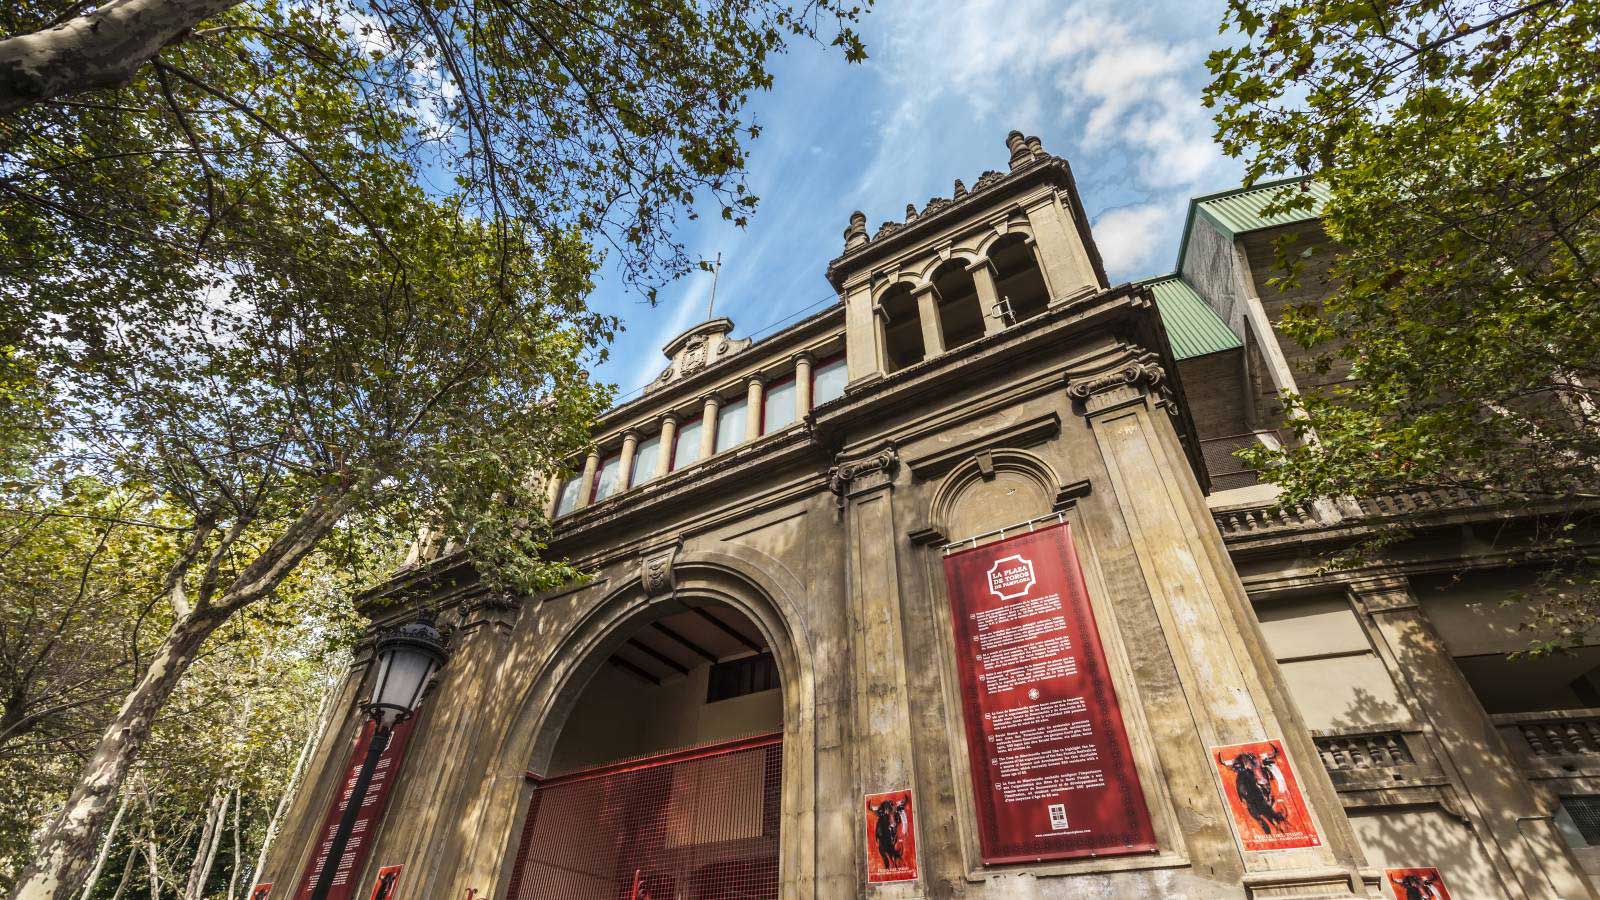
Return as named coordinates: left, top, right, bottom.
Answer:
left=990, top=234, right=1050, bottom=323
left=932, top=260, right=985, bottom=350
left=879, top=283, right=924, bottom=373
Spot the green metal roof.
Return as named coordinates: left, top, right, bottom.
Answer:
left=1174, top=176, right=1329, bottom=272
left=1141, top=275, right=1243, bottom=360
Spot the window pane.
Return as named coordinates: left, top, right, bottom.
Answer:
left=715, top=397, right=747, bottom=453
left=593, top=453, right=622, bottom=502
left=763, top=378, right=796, bottom=433
left=813, top=357, right=847, bottom=406
left=673, top=418, right=702, bottom=470
left=554, top=476, right=581, bottom=517
left=630, top=434, right=660, bottom=487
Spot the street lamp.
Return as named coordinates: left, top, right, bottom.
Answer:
left=309, top=613, right=448, bottom=900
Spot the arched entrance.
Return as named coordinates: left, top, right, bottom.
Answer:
left=504, top=598, right=786, bottom=899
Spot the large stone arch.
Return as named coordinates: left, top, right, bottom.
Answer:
left=486, top=545, right=819, bottom=899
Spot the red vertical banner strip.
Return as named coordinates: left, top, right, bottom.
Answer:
left=294, top=718, right=416, bottom=899
left=942, top=523, right=1157, bottom=864
left=864, top=789, right=918, bottom=883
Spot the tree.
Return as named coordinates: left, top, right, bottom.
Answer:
left=2, top=0, right=871, bottom=893
left=1205, top=1, right=1600, bottom=636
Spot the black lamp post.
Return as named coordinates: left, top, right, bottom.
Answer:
left=309, top=613, right=448, bottom=900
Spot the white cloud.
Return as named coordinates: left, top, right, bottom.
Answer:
left=1091, top=203, right=1172, bottom=276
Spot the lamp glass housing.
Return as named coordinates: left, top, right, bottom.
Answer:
left=367, top=620, right=445, bottom=725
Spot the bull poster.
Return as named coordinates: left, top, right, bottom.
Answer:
left=942, top=523, right=1157, bottom=864
left=367, top=865, right=403, bottom=900
left=1385, top=867, right=1452, bottom=900
left=864, top=789, right=917, bottom=883
left=1212, top=739, right=1321, bottom=852
left=249, top=886, right=273, bottom=900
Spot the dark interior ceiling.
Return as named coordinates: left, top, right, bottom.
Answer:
left=607, top=602, right=768, bottom=686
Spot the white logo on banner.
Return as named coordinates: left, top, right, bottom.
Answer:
left=986, top=554, right=1036, bottom=600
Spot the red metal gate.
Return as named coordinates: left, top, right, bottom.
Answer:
left=505, top=733, right=782, bottom=900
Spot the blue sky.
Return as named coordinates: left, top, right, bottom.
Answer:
left=587, top=0, right=1243, bottom=401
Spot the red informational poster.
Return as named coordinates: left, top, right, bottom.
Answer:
left=1385, top=867, right=1452, bottom=900
left=367, top=865, right=404, bottom=900
left=250, top=885, right=273, bottom=900
left=864, top=789, right=918, bottom=883
left=942, top=523, right=1157, bottom=864
left=1212, top=739, right=1321, bottom=852
left=294, top=719, right=415, bottom=900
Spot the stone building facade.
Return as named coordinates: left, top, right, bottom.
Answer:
left=258, top=134, right=1600, bottom=899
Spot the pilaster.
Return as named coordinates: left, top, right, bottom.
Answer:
left=1069, top=358, right=1362, bottom=897
left=794, top=353, right=814, bottom=416
left=617, top=430, right=639, bottom=493
left=1025, top=193, right=1099, bottom=302
left=844, top=279, right=882, bottom=387
left=968, top=259, right=1006, bottom=334
left=656, top=414, right=678, bottom=479
left=830, top=445, right=923, bottom=896
left=914, top=283, right=945, bottom=357
left=745, top=375, right=765, bottom=439
left=700, top=395, right=721, bottom=460
left=1351, top=577, right=1597, bottom=900
left=576, top=449, right=600, bottom=508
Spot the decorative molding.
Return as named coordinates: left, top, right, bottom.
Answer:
left=1053, top=478, right=1092, bottom=510
left=639, top=538, right=682, bottom=598
left=828, top=445, right=898, bottom=508
left=903, top=412, right=1061, bottom=480
left=1066, top=360, right=1169, bottom=416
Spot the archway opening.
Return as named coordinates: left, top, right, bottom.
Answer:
left=991, top=234, right=1050, bottom=323
left=933, top=260, right=985, bottom=350
left=507, top=600, right=784, bottom=900
left=880, top=283, right=924, bottom=372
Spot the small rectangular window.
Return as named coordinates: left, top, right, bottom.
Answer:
left=812, top=355, right=847, bottom=407
left=715, top=397, right=747, bottom=453
left=553, top=475, right=581, bottom=517
left=672, top=417, right=702, bottom=471
left=706, top=653, right=779, bottom=703
left=1559, top=795, right=1600, bottom=847
left=762, top=376, right=796, bottom=434
left=591, top=452, right=622, bottom=502
left=630, top=433, right=661, bottom=488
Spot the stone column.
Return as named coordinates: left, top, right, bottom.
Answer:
left=542, top=471, right=560, bottom=518
left=1353, top=577, right=1597, bottom=900
left=913, top=283, right=945, bottom=357
left=1026, top=195, right=1100, bottom=302
left=656, top=414, right=678, bottom=478
left=968, top=259, right=1006, bottom=334
left=843, top=278, right=882, bottom=387
left=700, top=395, right=720, bottom=459
left=617, top=430, right=639, bottom=492
left=745, top=375, right=764, bottom=438
left=794, top=353, right=814, bottom=416
left=831, top=446, right=922, bottom=897
left=575, top=449, right=599, bottom=507
left=1069, top=357, right=1363, bottom=897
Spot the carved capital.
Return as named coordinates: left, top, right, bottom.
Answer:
left=1067, top=360, right=1168, bottom=416
left=828, top=445, right=898, bottom=508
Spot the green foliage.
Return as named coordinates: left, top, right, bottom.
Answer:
left=1209, top=0, right=1600, bottom=640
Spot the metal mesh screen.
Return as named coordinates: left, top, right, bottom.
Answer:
left=506, top=733, right=783, bottom=900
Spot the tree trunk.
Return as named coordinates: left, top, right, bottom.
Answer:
left=226, top=787, right=242, bottom=900
left=106, top=847, right=137, bottom=900
left=182, top=783, right=230, bottom=900
left=142, top=816, right=160, bottom=899
left=10, top=611, right=224, bottom=900
left=76, top=788, right=129, bottom=900
left=0, top=0, right=242, bottom=115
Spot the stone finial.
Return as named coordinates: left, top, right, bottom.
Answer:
left=1006, top=130, right=1031, bottom=170
left=953, top=178, right=967, bottom=198
left=904, top=203, right=918, bottom=222
left=1026, top=135, right=1044, bottom=157
left=843, top=210, right=868, bottom=250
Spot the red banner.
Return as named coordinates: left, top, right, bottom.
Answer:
left=250, top=885, right=273, bottom=900
left=942, top=523, right=1156, bottom=864
left=1212, top=739, right=1321, bottom=852
left=295, top=719, right=415, bottom=899
left=864, top=789, right=918, bottom=883
left=366, top=865, right=404, bottom=900
left=1385, top=867, right=1452, bottom=900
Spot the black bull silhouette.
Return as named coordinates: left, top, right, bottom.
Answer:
left=871, top=798, right=910, bottom=869
left=1219, top=748, right=1290, bottom=836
